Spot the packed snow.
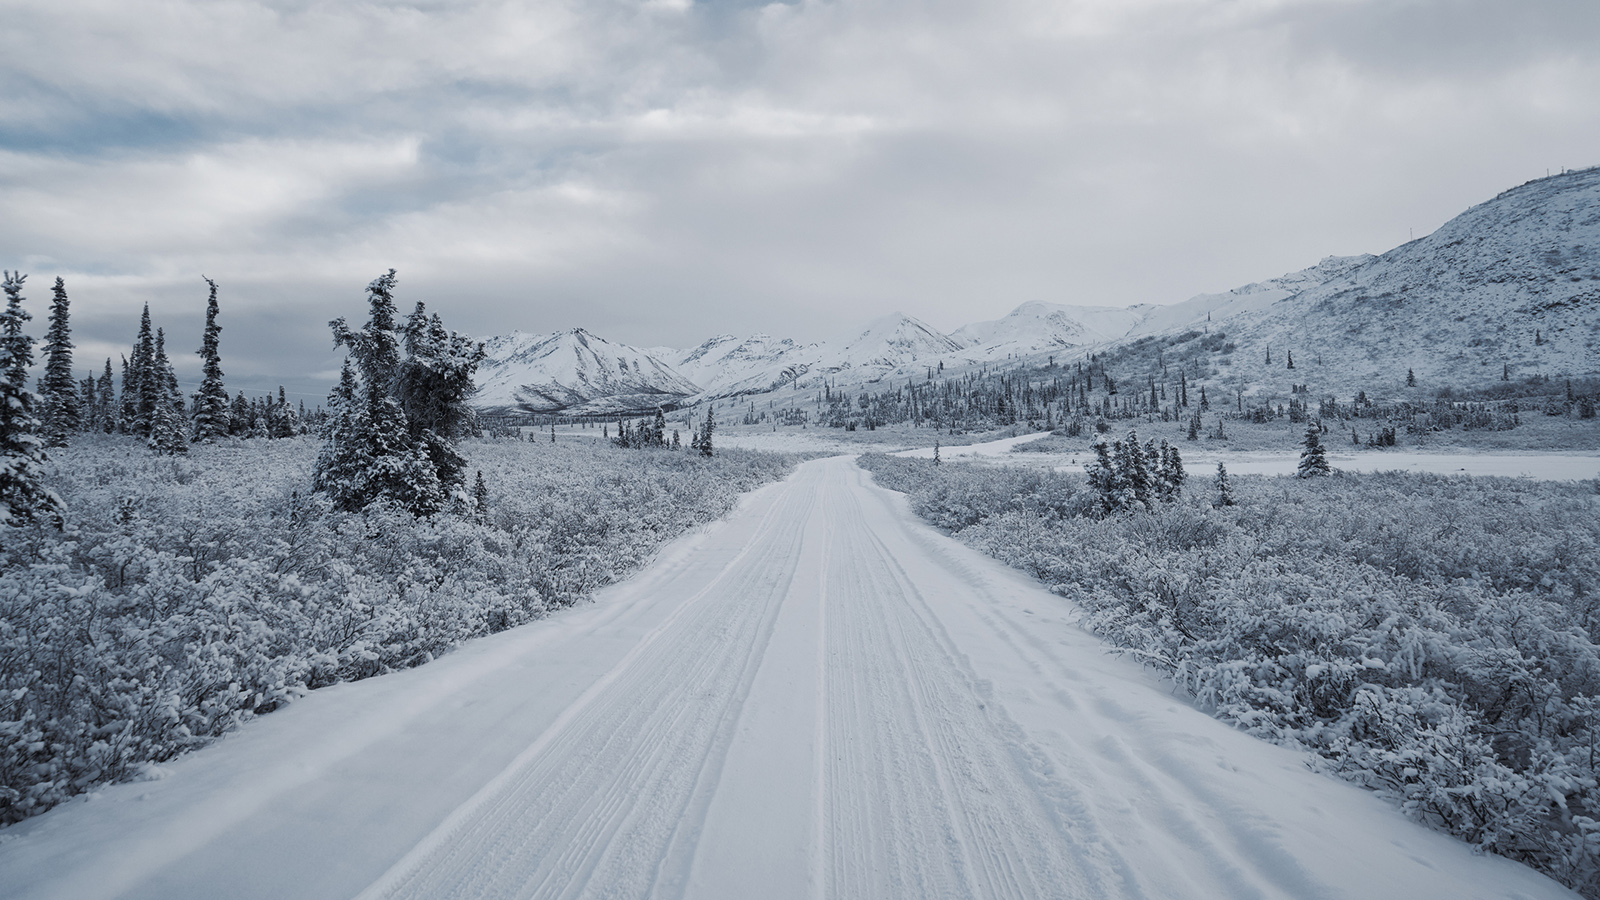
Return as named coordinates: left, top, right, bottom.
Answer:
left=0, top=457, right=1575, bottom=900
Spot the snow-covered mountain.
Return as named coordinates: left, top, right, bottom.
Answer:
left=951, top=302, right=1149, bottom=359
left=473, top=328, right=700, bottom=415
left=1172, top=168, right=1600, bottom=393
left=472, top=167, right=1600, bottom=413
left=667, top=334, right=816, bottom=395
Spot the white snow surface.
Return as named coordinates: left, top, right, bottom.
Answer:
left=893, top=431, right=1054, bottom=458
left=0, top=458, right=1575, bottom=900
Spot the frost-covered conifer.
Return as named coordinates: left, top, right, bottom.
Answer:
left=0, top=272, right=64, bottom=526
left=96, top=359, right=116, bottom=433
left=191, top=277, right=230, bottom=443
left=700, top=405, right=715, bottom=457
left=1086, top=438, right=1120, bottom=515
left=1115, top=430, right=1151, bottom=509
left=1213, top=461, right=1235, bottom=507
left=1297, top=424, right=1330, bottom=478
left=472, top=469, right=489, bottom=513
left=398, top=302, right=484, bottom=491
left=317, top=270, right=466, bottom=516
left=268, top=386, right=299, bottom=439
left=39, top=277, right=79, bottom=447
left=129, top=305, right=158, bottom=436
left=147, top=394, right=188, bottom=455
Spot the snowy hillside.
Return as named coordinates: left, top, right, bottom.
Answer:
left=471, top=168, right=1600, bottom=413
left=1185, top=167, right=1600, bottom=395
left=473, top=328, right=700, bottom=415
left=667, top=333, right=816, bottom=395
left=950, top=301, right=1149, bottom=359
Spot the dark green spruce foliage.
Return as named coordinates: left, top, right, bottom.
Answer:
left=191, top=277, right=230, bottom=443
left=316, top=270, right=482, bottom=516
left=1298, top=424, right=1330, bottom=478
left=39, top=278, right=78, bottom=447
left=0, top=272, right=63, bottom=527
left=1086, top=429, right=1185, bottom=514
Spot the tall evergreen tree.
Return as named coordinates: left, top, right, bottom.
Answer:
left=154, top=328, right=184, bottom=413
left=0, top=272, right=63, bottom=526
left=1213, top=461, right=1235, bottom=507
left=191, top=277, right=230, bottom=442
left=96, top=359, right=116, bottom=433
left=130, top=305, right=157, bottom=435
left=397, top=301, right=484, bottom=492
left=699, top=405, right=715, bottom=457
left=316, top=270, right=461, bottom=516
left=39, top=277, right=79, bottom=446
left=1297, top=424, right=1330, bottom=478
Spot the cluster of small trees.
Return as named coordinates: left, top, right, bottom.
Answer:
left=612, top=405, right=715, bottom=458
left=1085, top=429, right=1185, bottom=514
left=313, top=270, right=485, bottom=517
left=613, top=409, right=676, bottom=449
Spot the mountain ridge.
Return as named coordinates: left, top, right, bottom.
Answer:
left=472, top=168, right=1600, bottom=415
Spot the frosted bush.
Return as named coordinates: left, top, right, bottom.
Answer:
left=860, top=453, right=1600, bottom=897
left=0, top=434, right=792, bottom=825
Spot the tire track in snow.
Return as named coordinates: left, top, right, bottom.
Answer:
left=820, top=460, right=1124, bottom=899
left=355, top=470, right=818, bottom=900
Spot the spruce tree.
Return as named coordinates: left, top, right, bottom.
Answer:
left=191, top=277, right=230, bottom=442
left=472, top=469, right=489, bottom=513
left=1213, top=462, right=1235, bottom=508
left=316, top=270, right=470, bottom=516
left=700, top=405, right=715, bottom=457
left=96, top=359, right=116, bottom=433
left=0, top=272, right=64, bottom=526
left=1297, top=424, right=1330, bottom=478
left=397, top=301, right=484, bottom=491
left=130, top=305, right=158, bottom=436
left=39, top=277, right=79, bottom=447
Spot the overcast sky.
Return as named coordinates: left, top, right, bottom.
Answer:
left=4, top=0, right=1598, bottom=399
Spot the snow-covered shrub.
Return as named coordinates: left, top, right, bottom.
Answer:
left=0, top=434, right=793, bottom=825
left=859, top=453, right=1600, bottom=897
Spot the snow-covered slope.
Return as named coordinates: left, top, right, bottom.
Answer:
left=1130, top=253, right=1374, bottom=338
left=1186, top=167, right=1600, bottom=393
left=678, top=313, right=965, bottom=400
left=473, top=328, right=699, bottom=415
left=667, top=333, right=816, bottom=395
left=951, top=301, right=1149, bottom=357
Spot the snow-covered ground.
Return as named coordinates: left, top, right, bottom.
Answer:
left=892, top=431, right=1053, bottom=458
left=0, top=458, right=1577, bottom=899
left=1029, top=449, right=1600, bottom=480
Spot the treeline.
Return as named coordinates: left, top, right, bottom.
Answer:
left=784, top=326, right=1596, bottom=440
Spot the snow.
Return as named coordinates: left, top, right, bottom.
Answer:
left=1051, top=449, right=1600, bottom=480
left=0, top=457, right=1576, bottom=899
left=893, top=431, right=1054, bottom=458
left=473, top=328, right=699, bottom=414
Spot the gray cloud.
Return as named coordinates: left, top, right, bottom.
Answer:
left=3, top=0, right=1598, bottom=399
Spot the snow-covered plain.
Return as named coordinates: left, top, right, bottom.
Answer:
left=0, top=457, right=1574, bottom=899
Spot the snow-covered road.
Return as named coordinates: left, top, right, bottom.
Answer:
left=0, top=458, right=1576, bottom=899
